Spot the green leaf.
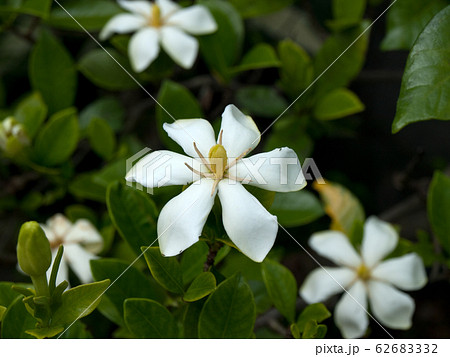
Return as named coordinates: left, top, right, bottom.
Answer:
left=78, top=49, right=138, bottom=91
left=229, top=0, right=293, bottom=18
left=51, top=279, right=110, bottom=327
left=58, top=321, right=93, bottom=339
left=236, top=85, right=288, bottom=118
left=198, top=0, right=244, bottom=81
left=231, top=43, right=281, bottom=73
left=314, top=180, right=365, bottom=241
left=313, top=88, right=365, bottom=120
left=106, top=181, right=158, bottom=255
left=124, top=298, right=178, bottom=338
left=183, top=300, right=204, bottom=338
left=69, top=172, right=107, bottom=202
left=184, top=272, right=216, bottom=302
left=33, top=107, right=79, bottom=167
left=29, top=31, right=77, bottom=114
left=302, top=320, right=327, bottom=339
left=0, top=282, right=23, bottom=308
left=381, top=0, right=448, bottom=51
left=180, top=241, right=209, bottom=284
left=156, top=80, right=203, bottom=151
left=1, top=296, right=36, bottom=338
left=26, top=326, right=64, bottom=339
left=48, top=0, right=121, bottom=31
left=90, top=258, right=165, bottom=326
left=142, top=247, right=184, bottom=295
left=88, top=117, right=116, bottom=160
left=278, top=40, right=313, bottom=99
left=261, top=260, right=297, bottom=322
left=297, top=303, right=331, bottom=332
left=0, top=0, right=52, bottom=18
left=428, top=171, right=450, bottom=254
left=269, top=190, right=324, bottom=227
left=327, top=0, right=367, bottom=31
left=0, top=306, right=6, bottom=321
left=79, top=97, right=124, bottom=132
left=314, top=22, right=369, bottom=97
left=198, top=273, right=256, bottom=338
left=392, top=6, right=450, bottom=133
left=14, top=92, right=47, bottom=138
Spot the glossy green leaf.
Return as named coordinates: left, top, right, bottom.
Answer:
left=156, top=80, right=203, bottom=151
left=0, top=0, right=52, bottom=18
left=236, top=85, right=288, bottom=118
left=229, top=0, right=293, bottom=18
left=297, top=303, right=331, bottom=332
left=198, top=0, right=244, bottom=81
left=33, top=107, right=79, bottom=166
left=180, top=241, right=209, bottom=284
left=58, top=321, right=93, bottom=339
left=106, top=181, right=158, bottom=255
left=1, top=296, right=36, bottom=338
left=248, top=280, right=272, bottom=315
left=184, top=272, right=216, bottom=302
left=88, top=117, right=116, bottom=160
left=327, top=0, right=366, bottom=30
left=428, top=171, right=450, bottom=254
left=183, top=300, right=204, bottom=338
left=392, top=6, right=450, bottom=133
left=124, top=298, right=178, bottom=338
left=231, top=43, right=281, bottom=73
left=14, top=92, right=47, bottom=138
left=0, top=282, right=23, bottom=308
left=261, top=260, right=297, bottom=322
left=314, top=22, right=369, bottom=96
left=278, top=40, right=313, bottom=99
left=26, top=326, right=64, bottom=339
left=142, top=247, right=184, bottom=295
left=198, top=273, right=255, bottom=338
left=79, top=97, right=124, bottom=132
left=29, top=31, right=77, bottom=114
left=69, top=172, right=107, bottom=202
left=51, top=279, right=110, bottom=327
left=48, top=0, right=121, bottom=31
left=381, top=0, right=447, bottom=51
left=91, top=259, right=165, bottom=326
left=314, top=88, right=365, bottom=120
left=0, top=306, right=6, bottom=321
left=269, top=190, right=324, bottom=227
left=78, top=49, right=137, bottom=91
left=302, top=320, right=327, bottom=339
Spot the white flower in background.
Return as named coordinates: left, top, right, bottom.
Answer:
left=40, top=214, right=103, bottom=286
left=126, top=105, right=305, bottom=262
left=0, top=117, right=30, bottom=152
left=100, top=0, right=217, bottom=72
left=300, top=217, right=427, bottom=338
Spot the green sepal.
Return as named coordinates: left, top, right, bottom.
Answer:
left=49, top=245, right=64, bottom=295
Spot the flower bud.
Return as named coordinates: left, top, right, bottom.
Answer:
left=17, top=222, right=52, bottom=277
left=0, top=117, right=30, bottom=156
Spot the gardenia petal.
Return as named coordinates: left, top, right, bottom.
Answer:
left=372, top=253, right=427, bottom=291
left=40, top=223, right=56, bottom=244
left=166, top=5, right=217, bottom=35
left=47, top=249, right=69, bottom=287
left=156, top=0, right=180, bottom=18
left=118, top=0, right=152, bottom=17
left=99, top=13, right=146, bottom=40
left=65, top=219, right=103, bottom=254
left=361, top=216, right=398, bottom=268
left=126, top=150, right=199, bottom=188
left=218, top=180, right=278, bottom=262
left=158, top=179, right=215, bottom=256
left=160, top=26, right=198, bottom=69
left=47, top=214, right=71, bottom=239
left=163, top=119, right=216, bottom=158
left=300, top=267, right=357, bottom=304
left=220, top=105, right=260, bottom=158
left=368, top=280, right=415, bottom=329
left=309, top=231, right=361, bottom=268
left=129, top=27, right=160, bottom=72
left=64, top=244, right=98, bottom=284
left=335, top=280, right=369, bottom=339
left=235, top=147, right=305, bottom=192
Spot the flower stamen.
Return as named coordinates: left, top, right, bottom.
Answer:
left=193, top=142, right=214, bottom=173
left=225, top=147, right=252, bottom=171
left=184, top=162, right=214, bottom=178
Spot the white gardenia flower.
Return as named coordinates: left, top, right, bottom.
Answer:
left=100, top=0, right=217, bottom=72
left=300, top=216, right=427, bottom=338
left=40, top=214, right=103, bottom=286
left=126, top=105, right=306, bottom=262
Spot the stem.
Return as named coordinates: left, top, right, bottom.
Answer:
left=203, top=242, right=223, bottom=272
left=31, top=274, right=50, bottom=298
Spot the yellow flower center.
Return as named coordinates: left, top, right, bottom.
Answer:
left=357, top=264, right=371, bottom=281
left=208, top=144, right=228, bottom=177
left=150, top=5, right=162, bottom=27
